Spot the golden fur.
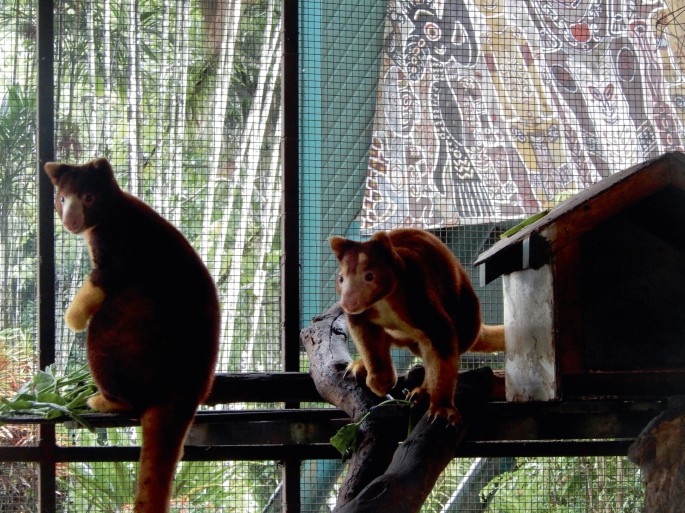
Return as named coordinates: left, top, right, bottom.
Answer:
left=46, top=158, right=220, bottom=513
left=330, top=228, right=504, bottom=423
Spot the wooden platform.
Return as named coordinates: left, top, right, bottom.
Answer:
left=0, top=372, right=668, bottom=462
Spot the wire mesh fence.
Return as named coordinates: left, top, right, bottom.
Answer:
left=296, top=457, right=644, bottom=513
left=49, top=0, right=283, bottom=377
left=0, top=0, right=681, bottom=510
left=58, top=459, right=282, bottom=513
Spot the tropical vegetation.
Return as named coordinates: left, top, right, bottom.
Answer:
left=0, top=0, right=645, bottom=511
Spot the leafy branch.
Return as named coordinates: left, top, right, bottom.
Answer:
left=330, top=399, right=414, bottom=461
left=0, top=364, right=97, bottom=430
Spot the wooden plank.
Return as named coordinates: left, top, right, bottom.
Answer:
left=0, top=399, right=666, bottom=459
left=186, top=414, right=347, bottom=447
left=543, top=158, right=675, bottom=254
left=555, top=244, right=585, bottom=375
left=563, top=372, right=685, bottom=398
left=467, top=399, right=665, bottom=443
left=190, top=399, right=665, bottom=446
left=205, top=372, right=322, bottom=404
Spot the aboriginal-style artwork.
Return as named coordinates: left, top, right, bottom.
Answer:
left=361, top=0, right=685, bottom=233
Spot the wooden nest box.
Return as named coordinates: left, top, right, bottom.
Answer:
left=475, top=152, right=685, bottom=401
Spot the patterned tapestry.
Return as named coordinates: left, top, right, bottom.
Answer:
left=360, top=0, right=685, bottom=234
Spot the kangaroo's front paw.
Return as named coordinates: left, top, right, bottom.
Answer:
left=407, top=386, right=430, bottom=405
left=65, top=303, right=90, bottom=332
left=366, top=369, right=397, bottom=397
left=343, top=359, right=367, bottom=383
left=65, top=279, right=106, bottom=332
left=343, top=361, right=396, bottom=397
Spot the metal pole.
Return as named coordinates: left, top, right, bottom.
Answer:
left=282, top=1, right=301, bottom=511
left=37, top=0, right=56, bottom=511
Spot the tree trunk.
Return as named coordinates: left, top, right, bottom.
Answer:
left=153, top=0, right=172, bottom=216
left=127, top=0, right=142, bottom=195
left=301, top=304, right=498, bottom=513
left=199, top=0, right=242, bottom=273
left=85, top=0, right=98, bottom=155
left=221, top=6, right=281, bottom=369
left=0, top=208, right=10, bottom=326
left=241, top=115, right=282, bottom=370
left=100, top=0, right=112, bottom=156
left=168, top=0, right=191, bottom=227
left=335, top=415, right=468, bottom=513
left=628, top=406, right=685, bottom=513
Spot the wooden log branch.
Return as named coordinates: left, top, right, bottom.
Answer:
left=301, top=304, right=409, bottom=506
left=628, top=405, right=685, bottom=513
left=335, top=415, right=465, bottom=513
left=301, top=303, right=497, bottom=513
left=300, top=304, right=378, bottom=420
left=335, top=368, right=495, bottom=513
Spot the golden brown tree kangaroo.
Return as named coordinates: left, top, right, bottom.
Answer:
left=46, top=158, right=220, bottom=513
left=330, top=228, right=504, bottom=424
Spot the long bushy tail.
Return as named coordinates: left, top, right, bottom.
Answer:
left=134, top=402, right=197, bottom=513
left=469, top=324, right=505, bottom=353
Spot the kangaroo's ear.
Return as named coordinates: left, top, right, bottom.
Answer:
left=90, top=158, right=116, bottom=180
left=44, top=162, right=69, bottom=186
left=370, top=231, right=402, bottom=268
left=329, top=236, right=354, bottom=261
left=370, top=231, right=392, bottom=251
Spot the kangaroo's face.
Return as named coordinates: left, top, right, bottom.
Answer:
left=44, top=159, right=116, bottom=235
left=330, top=235, right=397, bottom=315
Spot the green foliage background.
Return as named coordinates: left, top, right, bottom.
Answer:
left=0, top=0, right=646, bottom=511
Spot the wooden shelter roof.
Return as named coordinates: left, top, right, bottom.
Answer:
left=475, top=151, right=685, bottom=284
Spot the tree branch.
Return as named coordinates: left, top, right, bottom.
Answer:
left=629, top=405, right=685, bottom=513
left=301, top=304, right=407, bottom=505
left=301, top=303, right=497, bottom=512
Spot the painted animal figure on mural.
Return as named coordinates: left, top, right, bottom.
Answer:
left=330, top=228, right=504, bottom=424
left=45, top=158, right=220, bottom=513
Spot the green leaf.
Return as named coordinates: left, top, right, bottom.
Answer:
left=330, top=399, right=411, bottom=460
left=0, top=398, right=33, bottom=411
left=31, top=370, right=58, bottom=394
left=39, top=392, right=67, bottom=405
left=66, top=388, right=98, bottom=410
left=0, top=364, right=97, bottom=430
left=499, top=209, right=550, bottom=239
left=330, top=423, right=361, bottom=461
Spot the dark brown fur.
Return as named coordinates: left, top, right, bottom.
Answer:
left=45, top=158, right=220, bottom=513
left=330, top=228, right=503, bottom=423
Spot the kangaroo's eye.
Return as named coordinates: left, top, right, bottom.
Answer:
left=364, top=272, right=374, bottom=282
left=337, top=274, right=344, bottom=283
left=59, top=196, right=65, bottom=203
left=83, top=193, right=94, bottom=206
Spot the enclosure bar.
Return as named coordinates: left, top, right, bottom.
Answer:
left=206, top=371, right=320, bottom=403
left=0, top=407, right=349, bottom=428
left=281, top=2, right=303, bottom=510
left=281, top=0, right=300, bottom=375
left=36, top=0, right=57, bottom=511
left=36, top=0, right=56, bottom=378
left=0, top=437, right=637, bottom=463
left=283, top=457, right=302, bottom=513
left=0, top=447, right=42, bottom=462
left=52, top=445, right=339, bottom=462
left=457, top=440, right=635, bottom=458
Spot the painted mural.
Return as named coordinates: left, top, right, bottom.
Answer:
left=360, top=0, right=685, bottom=233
